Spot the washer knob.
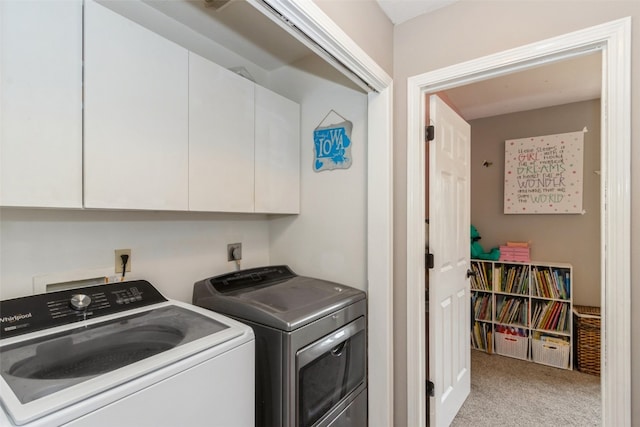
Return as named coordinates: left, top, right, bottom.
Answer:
left=70, top=294, right=92, bottom=311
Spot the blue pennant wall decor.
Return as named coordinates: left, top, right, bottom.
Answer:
left=313, top=111, right=353, bottom=172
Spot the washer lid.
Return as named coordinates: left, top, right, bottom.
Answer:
left=0, top=301, right=248, bottom=425
left=200, top=266, right=366, bottom=331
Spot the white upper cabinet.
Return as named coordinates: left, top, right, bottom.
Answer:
left=0, top=0, right=83, bottom=208
left=190, top=53, right=300, bottom=214
left=254, top=86, right=300, bottom=214
left=83, top=0, right=189, bottom=210
left=188, top=52, right=255, bottom=212
left=1, top=0, right=299, bottom=213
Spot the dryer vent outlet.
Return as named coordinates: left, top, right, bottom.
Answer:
left=227, top=243, right=242, bottom=262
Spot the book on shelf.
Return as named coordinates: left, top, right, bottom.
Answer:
left=557, top=304, right=569, bottom=332
left=533, top=301, right=543, bottom=327
left=498, top=298, right=515, bottom=323
left=547, top=302, right=562, bottom=330
left=538, top=301, right=552, bottom=329
left=470, top=261, right=492, bottom=291
left=535, top=301, right=553, bottom=329
left=472, top=321, right=493, bottom=352
left=531, top=302, right=540, bottom=326
left=499, top=264, right=528, bottom=294
left=557, top=303, right=568, bottom=331
left=496, top=296, right=527, bottom=326
left=534, top=331, right=569, bottom=346
left=545, top=302, right=559, bottom=329
left=494, top=265, right=502, bottom=291
left=543, top=269, right=554, bottom=298
left=532, top=266, right=570, bottom=300
left=539, top=301, right=568, bottom=331
left=472, top=293, right=492, bottom=320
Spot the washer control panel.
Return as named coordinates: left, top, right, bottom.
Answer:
left=0, top=280, right=167, bottom=339
left=70, top=294, right=92, bottom=311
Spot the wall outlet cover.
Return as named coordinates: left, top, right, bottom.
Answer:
left=227, top=243, right=242, bottom=261
left=115, top=249, right=132, bottom=273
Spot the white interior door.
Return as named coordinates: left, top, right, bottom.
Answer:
left=428, top=94, right=471, bottom=426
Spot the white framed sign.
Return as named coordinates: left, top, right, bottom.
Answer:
left=504, top=130, right=584, bottom=214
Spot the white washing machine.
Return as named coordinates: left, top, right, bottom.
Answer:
left=0, top=280, right=254, bottom=427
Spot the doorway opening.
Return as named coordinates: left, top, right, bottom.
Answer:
left=407, top=18, right=631, bottom=427
left=444, top=97, right=602, bottom=425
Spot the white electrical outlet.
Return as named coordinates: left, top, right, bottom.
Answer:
left=227, top=243, right=242, bottom=261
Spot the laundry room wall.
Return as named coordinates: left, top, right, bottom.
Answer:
left=0, top=209, right=271, bottom=302
left=313, top=0, right=393, bottom=77
left=266, top=55, right=369, bottom=291
left=262, top=0, right=394, bottom=290
left=469, top=99, right=601, bottom=307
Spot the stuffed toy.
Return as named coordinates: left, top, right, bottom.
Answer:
left=471, top=225, right=500, bottom=260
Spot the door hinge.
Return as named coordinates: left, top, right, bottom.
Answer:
left=426, top=253, right=434, bottom=269
left=427, top=380, right=435, bottom=397
left=425, top=125, right=435, bottom=142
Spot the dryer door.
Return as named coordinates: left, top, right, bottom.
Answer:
left=296, top=316, right=366, bottom=427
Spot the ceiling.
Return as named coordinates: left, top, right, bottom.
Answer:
left=443, top=52, right=602, bottom=120
left=376, top=0, right=458, bottom=25
left=142, top=0, right=601, bottom=120
left=142, top=0, right=312, bottom=71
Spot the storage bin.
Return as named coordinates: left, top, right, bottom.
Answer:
left=573, top=305, right=601, bottom=376
left=494, top=331, right=528, bottom=360
left=532, top=338, right=570, bottom=369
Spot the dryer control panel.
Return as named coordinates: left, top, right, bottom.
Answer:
left=208, top=265, right=296, bottom=293
left=0, top=280, right=167, bottom=339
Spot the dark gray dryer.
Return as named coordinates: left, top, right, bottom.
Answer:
left=193, top=265, right=367, bottom=427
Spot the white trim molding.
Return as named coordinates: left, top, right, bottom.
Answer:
left=247, top=1, right=394, bottom=426
left=406, top=17, right=631, bottom=427
left=248, top=0, right=391, bottom=93
left=367, top=85, right=395, bottom=427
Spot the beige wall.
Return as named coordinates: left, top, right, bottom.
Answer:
left=469, top=100, right=601, bottom=307
left=267, top=56, right=369, bottom=290
left=394, top=2, right=640, bottom=426
left=313, top=0, right=394, bottom=77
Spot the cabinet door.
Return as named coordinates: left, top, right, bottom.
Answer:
left=188, top=52, right=254, bottom=212
left=254, top=86, right=300, bottom=214
left=83, top=0, right=188, bottom=210
left=0, top=0, right=82, bottom=208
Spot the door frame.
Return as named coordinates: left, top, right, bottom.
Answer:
left=247, top=1, right=395, bottom=426
left=406, top=18, right=631, bottom=426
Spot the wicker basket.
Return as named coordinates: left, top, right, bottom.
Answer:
left=573, top=305, right=601, bottom=376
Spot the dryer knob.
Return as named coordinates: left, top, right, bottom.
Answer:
left=70, top=294, right=92, bottom=311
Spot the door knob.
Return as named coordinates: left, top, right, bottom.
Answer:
left=466, top=269, right=476, bottom=278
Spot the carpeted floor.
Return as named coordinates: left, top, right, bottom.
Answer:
left=450, top=350, right=601, bottom=426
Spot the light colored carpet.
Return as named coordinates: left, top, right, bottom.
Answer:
left=450, top=350, right=601, bottom=427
